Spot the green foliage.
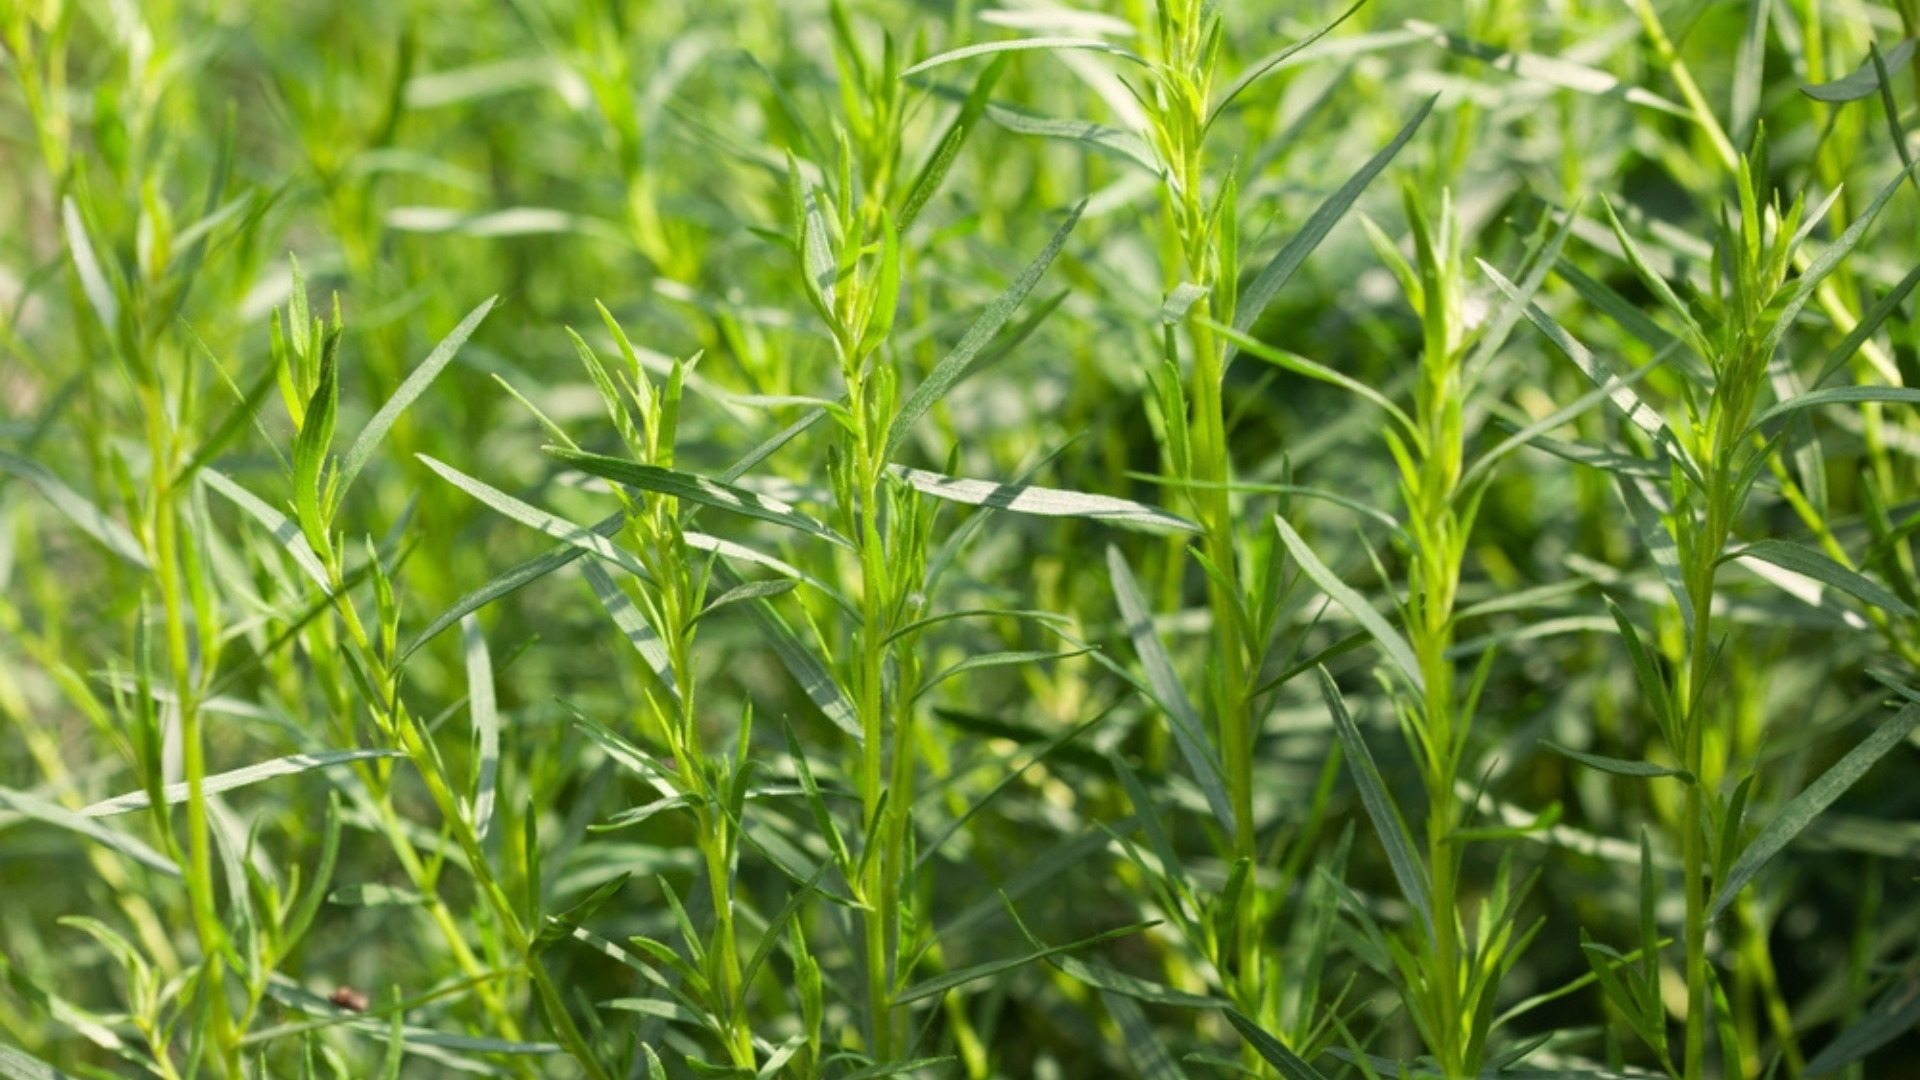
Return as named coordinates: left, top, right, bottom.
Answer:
left=5, top=2, right=1920, bottom=1079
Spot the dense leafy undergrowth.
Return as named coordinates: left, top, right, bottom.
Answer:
left=7, top=1, right=1920, bottom=1078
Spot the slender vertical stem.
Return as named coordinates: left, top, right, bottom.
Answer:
left=1152, top=0, right=1263, bottom=1016
left=145, top=383, right=240, bottom=1078
left=850, top=378, right=898, bottom=1061
left=1677, top=466, right=1727, bottom=1080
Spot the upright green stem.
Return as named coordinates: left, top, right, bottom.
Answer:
left=1186, top=309, right=1263, bottom=1032
left=855, top=468, right=896, bottom=1060
left=144, top=383, right=239, bottom=1078
left=1420, top=642, right=1465, bottom=1074
left=1150, top=0, right=1263, bottom=1021
left=1677, top=466, right=1728, bottom=1080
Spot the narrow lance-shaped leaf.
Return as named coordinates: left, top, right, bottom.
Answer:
left=0, top=785, right=179, bottom=877
left=913, top=648, right=1094, bottom=702
left=1599, top=197, right=1706, bottom=346
left=900, top=36, right=1149, bottom=78
left=1232, top=95, right=1435, bottom=347
left=1608, top=599, right=1679, bottom=750
left=1759, top=156, right=1920, bottom=363
left=1551, top=258, right=1683, bottom=358
left=173, top=351, right=282, bottom=486
left=1222, top=1009, right=1331, bottom=1080
left=1206, top=1, right=1361, bottom=129
left=1102, top=991, right=1192, bottom=1080
left=1458, top=349, right=1667, bottom=496
left=1811, top=259, right=1920, bottom=390
left=886, top=201, right=1084, bottom=458
left=984, top=102, right=1161, bottom=174
left=793, top=156, right=837, bottom=323
left=1274, top=515, right=1424, bottom=695
left=549, top=447, right=853, bottom=550
left=0, top=449, right=150, bottom=570
left=1711, top=701, right=1920, bottom=919
left=711, top=560, right=861, bottom=744
left=198, top=469, right=331, bottom=592
left=895, top=920, right=1153, bottom=1004
left=898, top=54, right=1008, bottom=231
left=1460, top=199, right=1582, bottom=389
left=1058, top=956, right=1219, bottom=1010
left=81, top=749, right=403, bottom=816
left=1106, top=546, right=1233, bottom=832
left=0, top=1042, right=83, bottom=1080
left=1731, top=540, right=1916, bottom=619
left=915, top=708, right=1109, bottom=873
left=292, top=328, right=341, bottom=553
left=1728, top=0, right=1768, bottom=144
left=1801, top=957, right=1920, bottom=1076
left=1215, top=324, right=1419, bottom=443
left=893, top=465, right=1199, bottom=534
left=400, top=409, right=828, bottom=660
left=581, top=558, right=679, bottom=704
left=1801, top=39, right=1919, bottom=101
left=417, top=454, right=649, bottom=581
left=1541, top=741, right=1692, bottom=782
left=338, top=296, right=497, bottom=493
left=1482, top=260, right=1679, bottom=455
left=1403, top=19, right=1690, bottom=117
left=1315, top=667, right=1433, bottom=937
left=1745, top=386, right=1920, bottom=439
left=461, top=615, right=501, bottom=841
left=1617, top=477, right=1692, bottom=637
left=401, top=510, right=624, bottom=660
left=62, top=196, right=119, bottom=335
left=694, top=578, right=798, bottom=624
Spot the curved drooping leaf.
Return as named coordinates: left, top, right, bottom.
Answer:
left=1054, top=955, right=1219, bottom=1010
left=1484, top=261, right=1676, bottom=452
left=581, top=558, right=678, bottom=703
left=1801, top=38, right=1918, bottom=102
left=1747, top=385, right=1920, bottom=436
left=983, top=102, right=1161, bottom=174
left=900, top=37, right=1148, bottom=78
left=1732, top=540, right=1916, bottom=619
left=418, top=454, right=648, bottom=580
left=710, top=560, right=861, bottom=744
left=402, top=511, right=624, bottom=660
